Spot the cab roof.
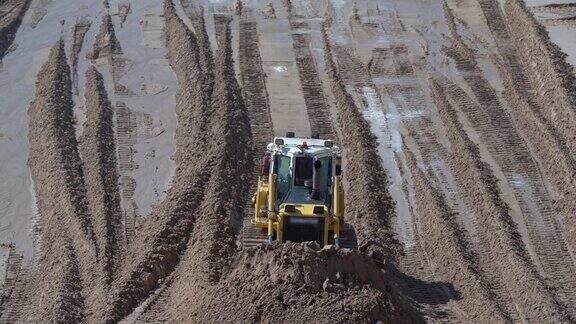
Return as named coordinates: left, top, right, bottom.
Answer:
left=267, top=137, right=340, bottom=157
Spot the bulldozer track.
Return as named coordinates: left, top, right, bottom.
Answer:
left=290, top=27, right=337, bottom=141
left=369, top=45, right=413, bottom=78
left=333, top=46, right=371, bottom=88
left=238, top=15, right=274, bottom=248
left=379, top=73, right=519, bottom=320
left=440, top=77, right=576, bottom=314
left=0, top=247, right=22, bottom=311
left=0, top=244, right=41, bottom=323
left=529, top=3, right=576, bottom=14
left=538, top=16, right=576, bottom=27
left=241, top=217, right=268, bottom=249
left=115, top=101, right=138, bottom=243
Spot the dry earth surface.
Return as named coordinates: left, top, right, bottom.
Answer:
left=1, top=0, right=576, bottom=322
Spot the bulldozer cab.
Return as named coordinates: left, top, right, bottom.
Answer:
left=250, top=135, right=349, bottom=248
left=273, top=151, right=332, bottom=208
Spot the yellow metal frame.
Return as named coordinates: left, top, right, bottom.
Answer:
left=253, top=175, right=345, bottom=246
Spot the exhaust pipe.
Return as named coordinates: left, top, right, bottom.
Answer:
left=311, top=160, right=322, bottom=199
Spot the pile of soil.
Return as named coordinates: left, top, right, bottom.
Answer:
left=79, top=66, right=125, bottom=285
left=0, top=0, right=30, bottom=59
left=101, top=1, right=214, bottom=320
left=429, top=79, right=571, bottom=322
left=26, top=40, right=104, bottom=322
left=186, top=5, right=214, bottom=98
left=70, top=20, right=91, bottom=93
left=153, top=12, right=254, bottom=319
left=168, top=243, right=422, bottom=323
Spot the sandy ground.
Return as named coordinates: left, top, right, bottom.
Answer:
left=1, top=0, right=576, bottom=322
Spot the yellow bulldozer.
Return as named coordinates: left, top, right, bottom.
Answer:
left=242, top=133, right=357, bottom=249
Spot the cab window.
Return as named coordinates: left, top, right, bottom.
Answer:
left=274, top=155, right=291, bottom=203
left=294, top=156, right=313, bottom=186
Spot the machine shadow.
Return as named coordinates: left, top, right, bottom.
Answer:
left=386, top=261, right=461, bottom=306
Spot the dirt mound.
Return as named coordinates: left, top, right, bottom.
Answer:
left=321, top=25, right=399, bottom=262
left=26, top=40, right=103, bottom=322
left=99, top=1, right=217, bottom=320
left=170, top=243, right=421, bottom=323
left=79, top=66, right=125, bottom=285
left=0, top=0, right=30, bottom=59
left=185, top=5, right=214, bottom=99
left=155, top=13, right=254, bottom=319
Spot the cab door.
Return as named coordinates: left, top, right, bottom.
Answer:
left=273, top=154, right=292, bottom=207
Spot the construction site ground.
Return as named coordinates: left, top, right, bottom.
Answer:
left=2, top=0, right=576, bottom=322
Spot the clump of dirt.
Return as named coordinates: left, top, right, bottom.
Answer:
left=429, top=79, right=571, bottom=322
left=265, top=2, right=276, bottom=19
left=403, top=146, right=512, bottom=322
left=321, top=24, right=400, bottom=262
left=504, top=0, right=576, bottom=158
left=118, top=2, right=131, bottom=27
left=26, top=40, right=103, bottom=322
left=0, top=0, right=31, bottom=59
left=234, top=0, right=243, bottom=15
left=88, top=14, right=122, bottom=61
left=167, top=243, right=422, bottom=322
left=79, top=66, right=125, bottom=285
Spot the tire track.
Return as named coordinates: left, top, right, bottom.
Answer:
left=495, top=56, right=576, bottom=263
left=430, top=79, right=571, bottom=322
left=289, top=21, right=337, bottom=140
left=440, top=74, right=576, bottom=314
left=504, top=0, right=576, bottom=158
left=403, top=146, right=511, bottom=322
left=476, top=0, right=576, bottom=260
left=360, top=10, right=513, bottom=319
left=114, top=101, right=138, bottom=243
left=443, top=3, right=576, bottom=313
left=238, top=14, right=274, bottom=247
left=0, top=245, right=22, bottom=314
left=379, top=80, right=518, bottom=321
